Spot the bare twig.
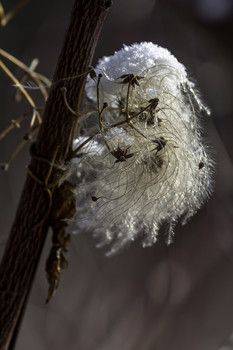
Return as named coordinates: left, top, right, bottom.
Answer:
left=0, top=49, right=51, bottom=99
left=0, top=0, right=31, bottom=27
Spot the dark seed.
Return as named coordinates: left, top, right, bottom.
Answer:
left=199, top=162, right=204, bottom=169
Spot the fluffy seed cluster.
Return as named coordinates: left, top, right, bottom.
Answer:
left=69, top=42, right=213, bottom=256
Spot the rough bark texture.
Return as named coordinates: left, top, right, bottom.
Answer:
left=0, top=1, right=112, bottom=349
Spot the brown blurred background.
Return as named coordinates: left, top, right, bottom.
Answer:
left=1, top=0, right=233, bottom=349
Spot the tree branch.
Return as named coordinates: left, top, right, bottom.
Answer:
left=0, top=1, right=112, bottom=348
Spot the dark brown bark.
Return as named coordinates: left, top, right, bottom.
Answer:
left=0, top=1, right=112, bottom=349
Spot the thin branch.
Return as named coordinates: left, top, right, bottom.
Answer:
left=0, top=0, right=31, bottom=27
left=0, top=49, right=51, bottom=86
left=0, top=60, right=35, bottom=108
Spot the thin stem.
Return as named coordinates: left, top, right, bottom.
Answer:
left=72, top=133, right=97, bottom=156
left=61, top=88, right=79, bottom=116
left=97, top=73, right=106, bottom=133
left=68, top=71, right=89, bottom=154
left=2, top=139, right=27, bottom=171
left=0, top=60, right=35, bottom=108
left=0, top=49, right=51, bottom=86
left=125, top=82, right=131, bottom=121
left=114, top=100, right=155, bottom=127
left=0, top=112, right=31, bottom=140
left=1, top=123, right=40, bottom=171
left=0, top=0, right=31, bottom=26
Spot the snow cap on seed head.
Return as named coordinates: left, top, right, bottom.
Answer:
left=71, top=42, right=214, bottom=256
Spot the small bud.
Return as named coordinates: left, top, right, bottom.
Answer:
left=89, top=68, right=97, bottom=80
left=60, top=87, right=67, bottom=95
left=1, top=163, right=8, bottom=171
left=199, top=162, right=204, bottom=169
left=11, top=119, right=20, bottom=128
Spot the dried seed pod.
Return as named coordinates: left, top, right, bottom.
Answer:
left=69, top=42, right=214, bottom=255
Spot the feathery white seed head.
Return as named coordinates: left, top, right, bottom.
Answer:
left=70, top=42, right=214, bottom=256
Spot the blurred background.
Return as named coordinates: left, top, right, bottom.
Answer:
left=0, top=0, right=233, bottom=349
